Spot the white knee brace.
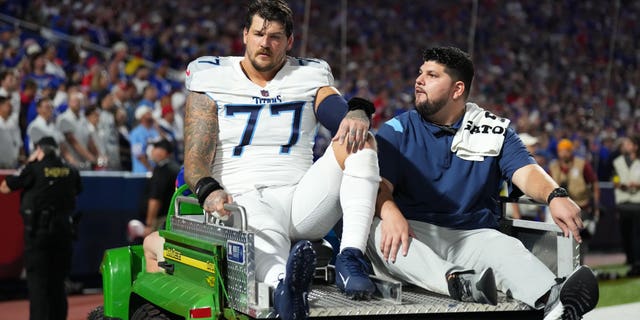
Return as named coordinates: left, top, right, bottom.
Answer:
left=340, top=148, right=381, bottom=252
left=343, top=148, right=381, bottom=182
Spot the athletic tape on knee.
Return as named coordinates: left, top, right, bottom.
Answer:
left=340, top=148, right=380, bottom=252
left=343, top=148, right=381, bottom=182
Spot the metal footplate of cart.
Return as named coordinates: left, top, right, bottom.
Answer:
left=168, top=196, right=537, bottom=319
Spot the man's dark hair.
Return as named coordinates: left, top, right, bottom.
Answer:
left=631, top=135, right=640, bottom=157
left=36, top=97, right=52, bottom=109
left=36, top=136, right=58, bottom=156
left=245, top=0, right=294, bottom=38
left=423, top=46, right=474, bottom=99
left=0, top=70, right=10, bottom=82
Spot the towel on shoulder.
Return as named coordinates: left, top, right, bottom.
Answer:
left=451, top=103, right=510, bottom=161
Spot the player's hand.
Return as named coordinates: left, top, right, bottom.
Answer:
left=379, top=208, right=414, bottom=263
left=203, top=189, right=234, bottom=220
left=548, top=197, right=583, bottom=243
left=332, top=109, right=370, bottom=154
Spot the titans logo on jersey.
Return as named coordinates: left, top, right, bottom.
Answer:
left=185, top=56, right=334, bottom=194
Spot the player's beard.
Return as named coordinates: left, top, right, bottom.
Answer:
left=415, top=94, right=447, bottom=122
left=250, top=49, right=284, bottom=73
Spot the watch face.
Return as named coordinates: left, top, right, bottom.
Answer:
left=548, top=187, right=569, bottom=204
left=557, top=188, right=569, bottom=197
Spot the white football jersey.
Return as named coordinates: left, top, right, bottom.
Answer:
left=185, top=56, right=334, bottom=194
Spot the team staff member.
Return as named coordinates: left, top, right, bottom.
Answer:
left=369, top=46, right=598, bottom=320
left=612, top=136, right=640, bottom=277
left=549, top=139, right=600, bottom=235
left=143, top=138, right=180, bottom=235
left=1, top=136, right=82, bottom=320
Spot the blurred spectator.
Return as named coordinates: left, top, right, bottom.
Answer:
left=111, top=80, right=136, bottom=127
left=107, top=41, right=129, bottom=82
left=508, top=133, right=547, bottom=221
left=138, top=84, right=159, bottom=114
left=43, top=44, right=66, bottom=79
left=26, top=97, right=72, bottom=163
left=97, top=92, right=122, bottom=170
left=548, top=139, right=600, bottom=261
left=0, top=95, right=24, bottom=168
left=115, top=107, right=132, bottom=171
left=149, top=60, right=174, bottom=98
left=19, top=79, right=38, bottom=137
left=23, top=50, right=62, bottom=94
left=595, top=135, right=616, bottom=181
left=612, top=136, right=640, bottom=277
left=26, top=80, right=59, bottom=127
left=56, top=92, right=99, bottom=169
left=89, top=67, right=111, bottom=103
left=131, top=65, right=151, bottom=98
left=0, top=69, right=20, bottom=123
left=85, top=104, right=107, bottom=169
left=156, top=102, right=182, bottom=160
left=129, top=105, right=159, bottom=173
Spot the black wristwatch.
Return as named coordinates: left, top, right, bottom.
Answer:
left=547, top=187, right=569, bottom=204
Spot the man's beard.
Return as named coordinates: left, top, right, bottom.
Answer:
left=415, top=96, right=447, bottom=121
left=250, top=51, right=281, bottom=73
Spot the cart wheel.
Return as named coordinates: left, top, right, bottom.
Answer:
left=131, top=303, right=172, bottom=320
left=87, top=306, right=104, bottom=320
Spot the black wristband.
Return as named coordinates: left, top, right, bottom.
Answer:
left=194, top=177, right=223, bottom=207
left=348, top=97, right=375, bottom=118
left=547, top=187, right=569, bottom=204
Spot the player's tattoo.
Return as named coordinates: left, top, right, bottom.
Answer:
left=184, top=91, right=218, bottom=188
left=345, top=109, right=370, bottom=125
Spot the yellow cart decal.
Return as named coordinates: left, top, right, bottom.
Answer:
left=164, top=248, right=216, bottom=274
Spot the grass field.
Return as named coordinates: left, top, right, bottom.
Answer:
left=593, top=264, right=640, bottom=308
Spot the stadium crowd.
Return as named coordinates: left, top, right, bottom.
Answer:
left=0, top=0, right=638, bottom=181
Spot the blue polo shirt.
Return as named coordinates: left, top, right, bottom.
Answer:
left=376, top=110, right=534, bottom=230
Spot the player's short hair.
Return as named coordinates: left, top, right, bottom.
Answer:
left=423, top=46, right=474, bottom=99
left=245, top=0, right=294, bottom=38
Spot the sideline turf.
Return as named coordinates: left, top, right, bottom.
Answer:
left=594, top=264, right=640, bottom=308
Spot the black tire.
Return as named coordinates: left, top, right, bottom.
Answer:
left=131, top=303, right=172, bottom=320
left=87, top=306, right=104, bottom=320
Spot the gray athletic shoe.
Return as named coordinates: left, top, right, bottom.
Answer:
left=446, top=268, right=498, bottom=305
left=543, top=265, right=599, bottom=320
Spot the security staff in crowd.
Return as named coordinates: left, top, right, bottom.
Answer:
left=143, top=138, right=180, bottom=236
left=1, top=136, right=82, bottom=320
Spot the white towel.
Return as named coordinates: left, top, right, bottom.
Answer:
left=450, top=103, right=510, bottom=161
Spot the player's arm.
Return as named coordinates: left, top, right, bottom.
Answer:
left=183, top=91, right=232, bottom=215
left=375, top=177, right=414, bottom=263
left=314, top=86, right=372, bottom=153
left=512, top=163, right=583, bottom=242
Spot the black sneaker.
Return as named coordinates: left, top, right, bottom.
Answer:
left=334, top=247, right=376, bottom=300
left=543, top=265, right=599, bottom=320
left=273, top=240, right=317, bottom=320
left=446, top=268, right=498, bottom=305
